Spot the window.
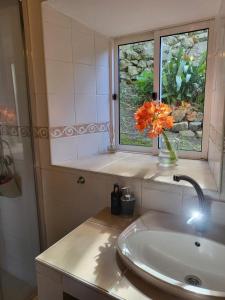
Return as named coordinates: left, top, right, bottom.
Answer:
left=160, top=29, right=208, bottom=152
left=118, top=40, right=154, bottom=147
left=114, top=21, right=213, bottom=158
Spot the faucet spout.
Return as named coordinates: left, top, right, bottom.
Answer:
left=173, top=175, right=205, bottom=213
left=173, top=174, right=208, bottom=232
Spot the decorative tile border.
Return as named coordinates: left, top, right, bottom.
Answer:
left=50, top=122, right=109, bottom=139
left=0, top=125, right=31, bottom=137
left=0, top=122, right=110, bottom=139
left=33, top=127, right=49, bottom=139
left=1, top=123, right=224, bottom=151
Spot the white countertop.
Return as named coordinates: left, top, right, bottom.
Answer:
left=36, top=208, right=185, bottom=300
left=54, top=152, right=217, bottom=191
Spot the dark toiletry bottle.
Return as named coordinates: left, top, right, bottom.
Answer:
left=111, top=184, right=121, bottom=215
left=120, top=187, right=135, bottom=216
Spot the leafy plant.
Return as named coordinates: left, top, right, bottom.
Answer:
left=132, top=45, right=207, bottom=112
left=134, top=69, right=154, bottom=103
left=161, top=49, right=207, bottom=111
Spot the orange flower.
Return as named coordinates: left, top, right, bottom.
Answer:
left=134, top=101, right=174, bottom=138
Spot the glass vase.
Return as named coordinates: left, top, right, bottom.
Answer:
left=158, top=132, right=178, bottom=167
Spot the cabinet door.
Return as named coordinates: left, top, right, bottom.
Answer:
left=42, top=169, right=112, bottom=245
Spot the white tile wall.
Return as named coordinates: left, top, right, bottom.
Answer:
left=73, top=31, right=95, bottom=65
left=96, top=95, right=110, bottom=123
left=47, top=93, right=75, bottom=127
left=76, top=134, right=100, bottom=159
left=43, top=21, right=72, bottom=62
left=41, top=169, right=113, bottom=245
left=211, top=200, right=225, bottom=225
left=75, top=94, right=97, bottom=123
left=95, top=33, right=110, bottom=67
left=208, top=139, right=215, bottom=175
left=45, top=60, right=74, bottom=95
left=142, top=181, right=183, bottom=215
left=208, top=2, right=225, bottom=190
left=74, top=64, right=96, bottom=95
left=42, top=2, right=71, bottom=29
left=41, top=164, right=225, bottom=246
left=50, top=137, right=78, bottom=164
left=98, top=132, right=110, bottom=154
left=45, top=60, right=75, bottom=126
left=96, top=66, right=109, bottom=95
left=42, top=3, right=111, bottom=161
left=213, top=146, right=223, bottom=189
left=72, top=19, right=93, bottom=37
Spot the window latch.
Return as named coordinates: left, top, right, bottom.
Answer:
left=112, top=94, right=117, bottom=101
left=152, top=92, right=157, bottom=100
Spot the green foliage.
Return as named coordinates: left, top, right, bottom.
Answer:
left=134, top=69, right=154, bottom=102
left=161, top=49, right=207, bottom=111
left=120, top=133, right=152, bottom=147
left=133, top=49, right=207, bottom=112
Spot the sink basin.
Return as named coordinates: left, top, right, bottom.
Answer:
left=117, top=210, right=225, bottom=299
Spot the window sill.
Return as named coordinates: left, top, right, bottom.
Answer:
left=54, top=151, right=217, bottom=191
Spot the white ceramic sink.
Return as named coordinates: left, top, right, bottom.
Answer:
left=117, top=211, right=225, bottom=299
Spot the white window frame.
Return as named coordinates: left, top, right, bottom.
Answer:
left=113, top=20, right=215, bottom=159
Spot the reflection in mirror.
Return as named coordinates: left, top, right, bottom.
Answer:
left=0, top=0, right=40, bottom=299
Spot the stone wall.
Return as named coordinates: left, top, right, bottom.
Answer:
left=171, top=104, right=203, bottom=141
left=119, top=42, right=154, bottom=82
left=119, top=31, right=207, bottom=85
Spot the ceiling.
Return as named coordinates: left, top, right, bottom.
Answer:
left=47, top=0, right=221, bottom=37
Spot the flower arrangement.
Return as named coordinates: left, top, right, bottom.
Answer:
left=134, top=101, right=177, bottom=164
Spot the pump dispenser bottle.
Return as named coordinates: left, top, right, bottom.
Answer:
left=120, top=187, right=135, bottom=216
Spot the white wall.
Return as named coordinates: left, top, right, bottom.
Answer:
left=42, top=3, right=111, bottom=164
left=208, top=1, right=225, bottom=189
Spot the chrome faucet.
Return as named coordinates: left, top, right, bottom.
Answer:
left=173, top=175, right=209, bottom=232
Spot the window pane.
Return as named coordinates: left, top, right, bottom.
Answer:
left=160, top=29, right=209, bottom=152
left=119, top=40, right=154, bottom=147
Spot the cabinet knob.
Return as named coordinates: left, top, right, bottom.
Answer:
left=77, top=176, right=85, bottom=184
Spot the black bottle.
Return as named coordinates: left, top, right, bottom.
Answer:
left=111, top=184, right=121, bottom=215
left=120, top=187, right=136, bottom=216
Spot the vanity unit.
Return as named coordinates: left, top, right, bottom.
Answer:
left=36, top=208, right=184, bottom=300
